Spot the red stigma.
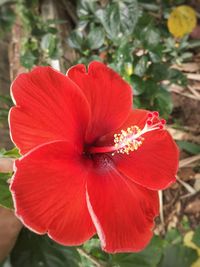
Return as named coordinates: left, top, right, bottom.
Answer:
left=147, top=120, right=153, bottom=126
left=153, top=111, right=159, bottom=117
left=161, top=119, right=166, bottom=125
left=148, top=113, right=153, bottom=118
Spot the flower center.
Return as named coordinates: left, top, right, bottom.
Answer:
left=88, top=111, right=166, bottom=155
left=113, top=125, right=144, bottom=155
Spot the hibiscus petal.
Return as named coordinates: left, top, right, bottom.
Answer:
left=113, top=110, right=179, bottom=190
left=86, top=161, right=159, bottom=253
left=9, top=67, right=90, bottom=154
left=67, top=61, right=132, bottom=144
left=10, top=141, right=96, bottom=245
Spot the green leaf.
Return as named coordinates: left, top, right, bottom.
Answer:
left=131, top=74, right=145, bottom=95
left=0, top=4, right=15, bottom=37
left=118, top=0, right=139, bottom=35
left=181, top=216, right=191, bottom=231
left=83, top=237, right=101, bottom=253
left=41, top=33, right=59, bottom=59
left=149, top=45, right=164, bottom=63
left=158, top=245, right=198, bottom=267
left=0, top=172, right=13, bottom=209
left=82, top=238, right=109, bottom=266
left=96, top=0, right=139, bottom=42
left=114, top=42, right=134, bottom=66
left=168, top=69, right=188, bottom=86
left=135, top=14, right=160, bottom=48
left=177, top=141, right=200, bottom=155
left=20, top=51, right=37, bottom=69
left=192, top=226, right=200, bottom=247
left=0, top=94, right=12, bottom=106
left=142, top=79, right=159, bottom=99
left=112, top=235, right=165, bottom=267
left=165, top=228, right=182, bottom=245
left=87, top=26, right=105, bottom=50
left=133, top=96, right=142, bottom=108
left=135, top=12, right=152, bottom=31
left=95, top=4, right=120, bottom=41
left=142, top=26, right=160, bottom=48
left=0, top=147, right=20, bottom=158
left=139, top=3, right=160, bottom=12
left=78, top=0, right=97, bottom=16
left=11, top=229, right=81, bottom=267
left=134, top=56, right=148, bottom=77
left=135, top=15, right=160, bottom=49
left=154, top=86, right=173, bottom=117
left=0, top=94, right=12, bottom=122
left=77, top=0, right=97, bottom=28
left=68, top=30, right=84, bottom=51
left=147, top=63, right=169, bottom=82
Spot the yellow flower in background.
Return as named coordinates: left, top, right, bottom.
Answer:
left=167, top=5, right=197, bottom=38
left=192, top=258, right=200, bottom=267
left=184, top=231, right=200, bottom=267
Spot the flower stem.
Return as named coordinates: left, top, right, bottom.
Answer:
left=77, top=248, right=105, bottom=267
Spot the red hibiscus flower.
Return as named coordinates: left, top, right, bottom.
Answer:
left=9, top=61, right=179, bottom=253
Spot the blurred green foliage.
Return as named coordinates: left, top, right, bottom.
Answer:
left=0, top=0, right=15, bottom=37
left=0, top=95, right=12, bottom=125
left=1, top=227, right=199, bottom=267
left=0, top=0, right=197, bottom=118
left=10, top=229, right=81, bottom=267
left=0, top=147, right=20, bottom=158
left=1, top=0, right=195, bottom=117
left=177, top=141, right=200, bottom=155
left=16, top=0, right=60, bottom=69
left=68, top=0, right=192, bottom=117
left=0, top=172, right=13, bottom=209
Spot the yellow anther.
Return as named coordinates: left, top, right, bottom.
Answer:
left=113, top=126, right=144, bottom=155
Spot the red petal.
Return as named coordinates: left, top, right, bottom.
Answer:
left=9, top=67, right=90, bottom=154
left=67, top=61, right=132, bottom=143
left=86, top=163, right=159, bottom=253
left=113, top=110, right=179, bottom=190
left=10, top=141, right=96, bottom=245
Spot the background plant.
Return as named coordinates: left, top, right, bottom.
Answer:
left=68, top=0, right=193, bottom=117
